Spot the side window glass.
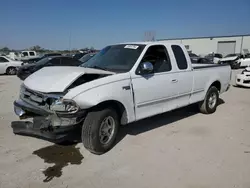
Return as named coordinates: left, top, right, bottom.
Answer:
left=61, top=58, right=74, bottom=66
left=22, top=52, right=28, bottom=57
left=29, top=52, right=35, bottom=56
left=0, top=57, right=9, bottom=63
left=49, top=58, right=61, bottom=66
left=171, top=45, right=188, bottom=70
left=139, top=45, right=172, bottom=73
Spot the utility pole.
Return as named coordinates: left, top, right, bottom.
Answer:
left=69, top=30, right=72, bottom=54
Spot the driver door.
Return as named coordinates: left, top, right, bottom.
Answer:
left=131, top=45, right=179, bottom=121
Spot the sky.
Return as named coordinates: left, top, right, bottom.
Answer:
left=1, top=0, right=250, bottom=50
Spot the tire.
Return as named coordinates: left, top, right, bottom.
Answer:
left=199, top=86, right=219, bottom=114
left=6, top=67, right=17, bottom=75
left=82, top=107, right=119, bottom=154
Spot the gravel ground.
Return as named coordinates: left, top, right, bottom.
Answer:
left=0, top=70, right=250, bottom=188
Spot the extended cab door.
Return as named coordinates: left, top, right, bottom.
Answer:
left=170, top=45, right=193, bottom=108
left=131, top=45, right=179, bottom=120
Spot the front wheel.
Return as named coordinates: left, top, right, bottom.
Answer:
left=82, top=107, right=119, bottom=154
left=199, top=86, right=219, bottom=114
left=6, top=67, right=17, bottom=75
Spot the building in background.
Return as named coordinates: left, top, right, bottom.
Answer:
left=158, top=34, right=250, bottom=57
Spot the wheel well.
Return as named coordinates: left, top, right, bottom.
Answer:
left=211, top=81, right=221, bottom=92
left=93, top=100, right=128, bottom=125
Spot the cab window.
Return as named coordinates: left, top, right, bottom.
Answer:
left=29, top=52, right=35, bottom=56
left=171, top=45, right=188, bottom=70
left=138, top=45, right=172, bottom=74
left=22, top=52, right=28, bottom=57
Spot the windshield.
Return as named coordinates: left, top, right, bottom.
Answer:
left=82, top=44, right=145, bottom=72
left=79, top=53, right=96, bottom=64
left=225, top=54, right=240, bottom=58
left=189, top=53, right=198, bottom=57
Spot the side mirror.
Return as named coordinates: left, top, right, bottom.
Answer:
left=141, top=62, right=154, bottom=74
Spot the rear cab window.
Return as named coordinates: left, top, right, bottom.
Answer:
left=171, top=45, right=188, bottom=70
left=29, top=52, right=35, bottom=56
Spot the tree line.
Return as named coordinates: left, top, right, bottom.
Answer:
left=0, top=45, right=98, bottom=54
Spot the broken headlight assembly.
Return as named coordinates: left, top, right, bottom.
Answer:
left=50, top=98, right=79, bottom=114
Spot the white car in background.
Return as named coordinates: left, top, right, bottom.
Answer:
left=236, top=67, right=250, bottom=87
left=219, top=53, right=250, bottom=69
left=0, top=56, right=23, bottom=75
left=238, top=54, right=250, bottom=67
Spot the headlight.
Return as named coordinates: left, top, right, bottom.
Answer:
left=50, top=98, right=79, bottom=113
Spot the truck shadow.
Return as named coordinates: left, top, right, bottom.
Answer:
left=115, top=99, right=225, bottom=146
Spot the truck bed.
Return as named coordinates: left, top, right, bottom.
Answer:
left=192, top=63, right=229, bottom=69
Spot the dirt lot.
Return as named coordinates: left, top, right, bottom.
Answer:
left=0, top=70, right=250, bottom=188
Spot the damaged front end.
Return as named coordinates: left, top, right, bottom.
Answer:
left=12, top=85, right=86, bottom=142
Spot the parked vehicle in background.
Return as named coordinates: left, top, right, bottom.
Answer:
left=23, top=53, right=62, bottom=64
left=224, top=53, right=241, bottom=58
left=79, top=52, right=97, bottom=64
left=205, top=53, right=223, bottom=64
left=238, top=53, right=250, bottom=67
left=6, top=52, right=20, bottom=60
left=15, top=51, right=39, bottom=61
left=191, top=57, right=214, bottom=64
left=72, top=52, right=88, bottom=60
left=218, top=53, right=247, bottom=69
left=17, top=56, right=82, bottom=80
left=189, top=52, right=200, bottom=62
left=236, top=67, right=250, bottom=87
left=12, top=42, right=231, bottom=154
left=0, top=56, right=23, bottom=75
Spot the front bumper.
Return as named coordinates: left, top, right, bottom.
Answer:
left=11, top=120, right=81, bottom=143
left=12, top=99, right=86, bottom=142
left=236, top=74, right=250, bottom=87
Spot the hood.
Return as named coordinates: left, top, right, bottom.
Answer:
left=24, top=66, right=114, bottom=93
left=220, top=56, right=238, bottom=62
left=245, top=67, right=250, bottom=72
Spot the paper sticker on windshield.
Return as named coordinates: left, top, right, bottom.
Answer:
left=124, top=45, right=139, bottom=49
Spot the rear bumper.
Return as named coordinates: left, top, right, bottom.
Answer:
left=12, top=99, right=86, bottom=142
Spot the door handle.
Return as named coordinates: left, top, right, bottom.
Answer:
left=171, top=79, right=178, bottom=83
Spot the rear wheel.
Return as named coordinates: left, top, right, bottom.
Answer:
left=82, top=107, right=119, bottom=154
left=199, top=86, right=219, bottom=114
left=6, top=67, right=17, bottom=75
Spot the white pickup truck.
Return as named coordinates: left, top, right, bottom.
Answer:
left=12, top=42, right=231, bottom=154
left=14, top=51, right=39, bottom=61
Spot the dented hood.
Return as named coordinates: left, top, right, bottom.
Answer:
left=24, top=66, right=114, bottom=93
left=220, top=56, right=238, bottom=62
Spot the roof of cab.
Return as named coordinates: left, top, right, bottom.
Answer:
left=118, top=41, right=181, bottom=46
